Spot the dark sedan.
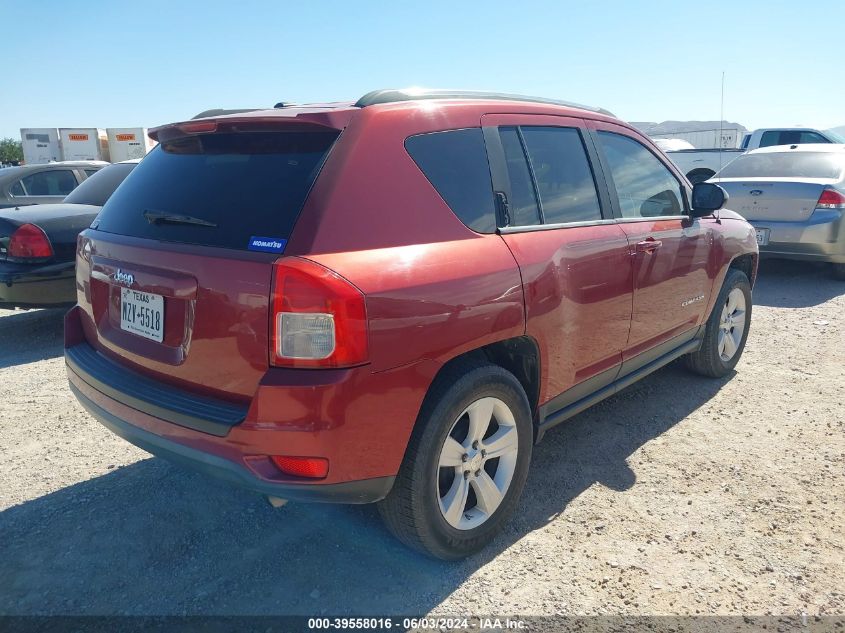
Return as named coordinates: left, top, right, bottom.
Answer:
left=0, top=160, right=138, bottom=309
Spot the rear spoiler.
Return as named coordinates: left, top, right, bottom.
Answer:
left=191, top=108, right=261, bottom=119
left=150, top=110, right=355, bottom=143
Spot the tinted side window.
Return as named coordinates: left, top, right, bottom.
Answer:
left=799, top=132, right=829, bottom=144
left=10, top=180, right=25, bottom=196
left=759, top=131, right=781, bottom=148
left=405, top=128, right=496, bottom=233
left=85, top=169, right=101, bottom=177
left=21, top=170, right=77, bottom=196
left=597, top=132, right=684, bottom=218
left=64, top=162, right=136, bottom=206
left=520, top=127, right=601, bottom=224
left=499, top=127, right=540, bottom=226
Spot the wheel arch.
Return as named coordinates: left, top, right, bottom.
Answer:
left=729, top=252, right=758, bottom=288
left=419, top=336, right=542, bottom=432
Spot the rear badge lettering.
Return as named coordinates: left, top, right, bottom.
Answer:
left=682, top=294, right=705, bottom=307
left=112, top=269, right=135, bottom=286
left=248, top=236, right=287, bottom=253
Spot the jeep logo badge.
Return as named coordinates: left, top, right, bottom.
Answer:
left=112, top=269, right=135, bottom=286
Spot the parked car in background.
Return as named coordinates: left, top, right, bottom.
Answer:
left=711, top=144, right=845, bottom=279
left=739, top=127, right=845, bottom=150
left=64, top=89, right=758, bottom=559
left=663, top=127, right=845, bottom=184
left=0, top=160, right=138, bottom=308
left=0, top=161, right=108, bottom=209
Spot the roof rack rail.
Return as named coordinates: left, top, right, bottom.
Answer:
left=354, top=88, right=615, bottom=117
left=191, top=108, right=261, bottom=120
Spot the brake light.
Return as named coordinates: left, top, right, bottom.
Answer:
left=271, top=455, right=329, bottom=479
left=178, top=121, right=218, bottom=135
left=270, top=257, right=368, bottom=368
left=8, top=223, right=53, bottom=259
left=816, top=189, right=845, bottom=209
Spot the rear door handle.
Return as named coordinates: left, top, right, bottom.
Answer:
left=636, top=239, right=662, bottom=253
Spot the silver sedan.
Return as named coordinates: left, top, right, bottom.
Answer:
left=0, top=161, right=107, bottom=209
left=710, top=144, right=845, bottom=279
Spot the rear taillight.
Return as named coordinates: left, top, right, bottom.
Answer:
left=8, top=223, right=53, bottom=259
left=271, top=455, right=329, bottom=479
left=816, top=188, right=845, bottom=209
left=270, top=257, right=368, bottom=368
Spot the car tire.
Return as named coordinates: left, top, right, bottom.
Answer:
left=684, top=268, right=752, bottom=378
left=831, top=263, right=845, bottom=281
left=378, top=360, right=533, bottom=560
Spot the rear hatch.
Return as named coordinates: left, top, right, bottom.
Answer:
left=76, top=120, right=341, bottom=401
left=712, top=149, right=845, bottom=221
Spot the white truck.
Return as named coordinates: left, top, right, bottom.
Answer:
left=659, top=127, right=845, bottom=183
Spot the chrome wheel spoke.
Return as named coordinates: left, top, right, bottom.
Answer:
left=440, top=473, right=470, bottom=526
left=723, top=329, right=738, bottom=358
left=482, top=425, right=518, bottom=460
left=466, top=398, right=495, bottom=444
left=471, top=472, right=504, bottom=515
left=439, top=437, right=466, bottom=468
left=718, top=287, right=747, bottom=361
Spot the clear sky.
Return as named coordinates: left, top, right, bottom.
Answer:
left=2, top=0, right=844, bottom=140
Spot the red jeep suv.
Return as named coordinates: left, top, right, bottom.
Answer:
left=65, top=89, right=758, bottom=559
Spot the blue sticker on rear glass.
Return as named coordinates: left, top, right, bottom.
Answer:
left=248, top=236, right=287, bottom=253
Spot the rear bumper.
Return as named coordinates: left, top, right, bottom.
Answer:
left=0, top=260, right=76, bottom=309
left=63, top=305, right=434, bottom=504
left=69, top=381, right=395, bottom=503
left=749, top=211, right=845, bottom=264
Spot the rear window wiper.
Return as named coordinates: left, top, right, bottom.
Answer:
left=143, top=209, right=218, bottom=228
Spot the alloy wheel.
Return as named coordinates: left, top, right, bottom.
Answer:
left=437, top=397, right=519, bottom=530
left=718, top=287, right=747, bottom=362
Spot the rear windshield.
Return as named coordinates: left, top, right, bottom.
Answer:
left=717, top=152, right=845, bottom=180
left=94, top=130, right=338, bottom=249
left=64, top=162, right=136, bottom=206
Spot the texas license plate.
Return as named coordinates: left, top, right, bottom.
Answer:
left=120, top=288, right=164, bottom=342
left=755, top=228, right=770, bottom=246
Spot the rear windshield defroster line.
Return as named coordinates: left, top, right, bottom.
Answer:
left=93, top=130, right=340, bottom=250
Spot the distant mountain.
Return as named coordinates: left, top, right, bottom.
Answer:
left=629, top=120, right=748, bottom=136
left=829, top=125, right=845, bottom=137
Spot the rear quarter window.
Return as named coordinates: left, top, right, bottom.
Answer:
left=94, top=130, right=339, bottom=250
left=64, top=162, right=136, bottom=206
left=405, top=128, right=497, bottom=233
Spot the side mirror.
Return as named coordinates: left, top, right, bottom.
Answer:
left=690, top=182, right=728, bottom=218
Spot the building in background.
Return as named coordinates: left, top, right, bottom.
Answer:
left=630, top=120, right=748, bottom=149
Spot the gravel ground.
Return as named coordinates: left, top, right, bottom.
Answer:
left=1, top=259, right=843, bottom=618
